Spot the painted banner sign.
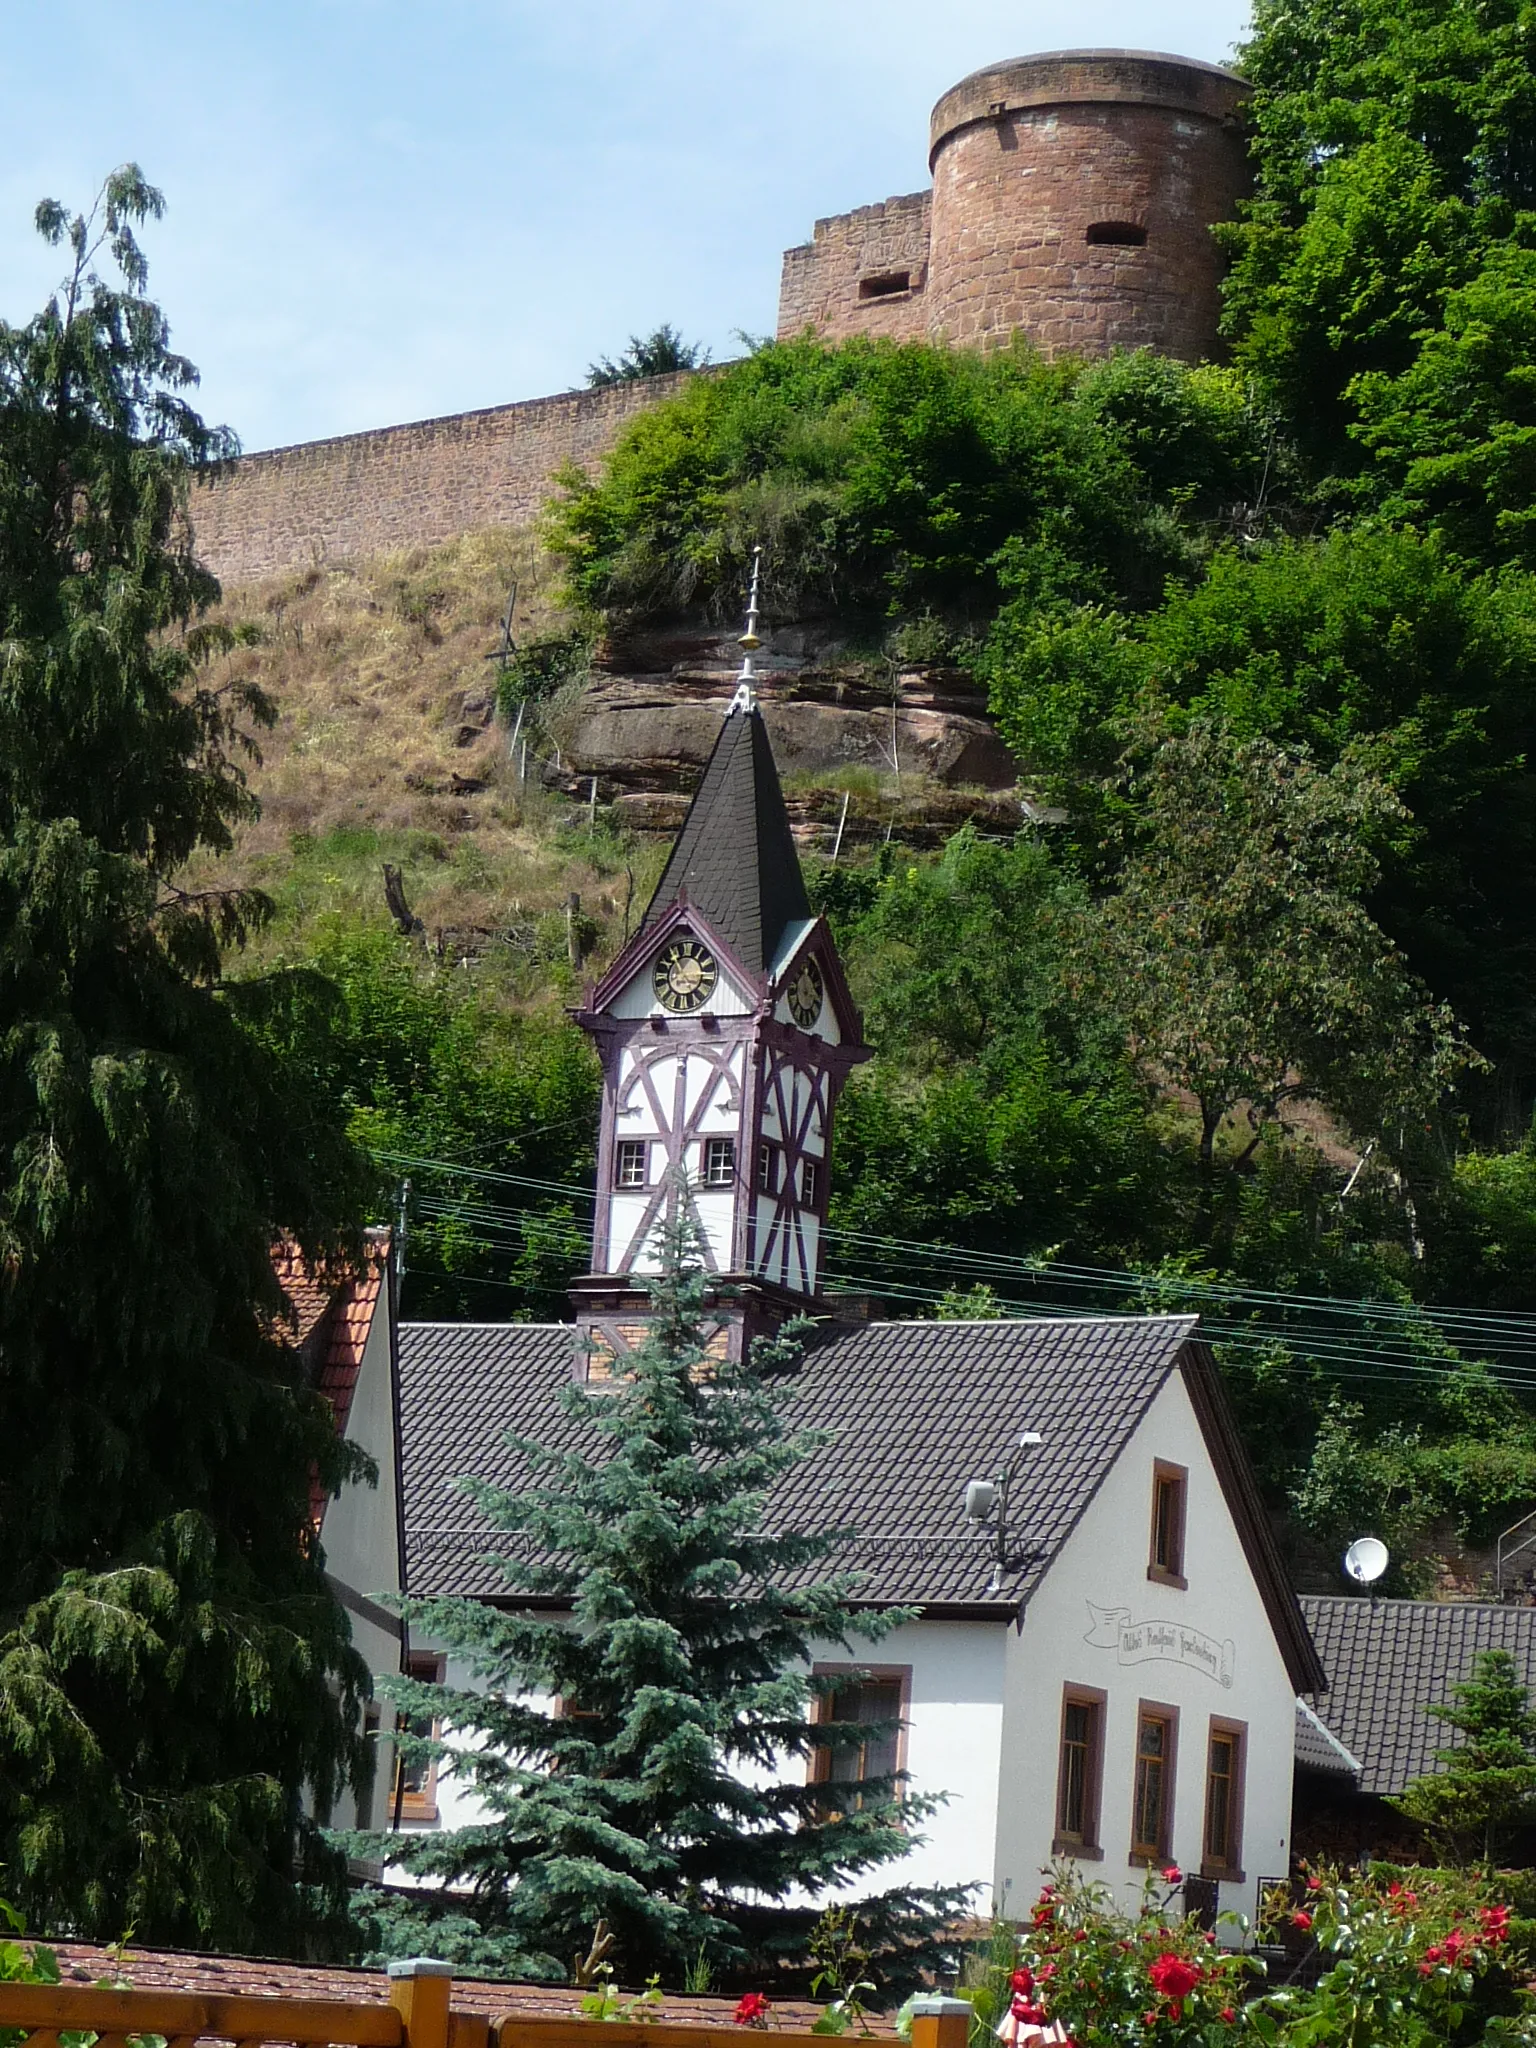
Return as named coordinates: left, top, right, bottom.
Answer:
left=1084, top=1603, right=1235, bottom=1688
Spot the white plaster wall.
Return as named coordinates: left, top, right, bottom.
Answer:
left=805, top=1618, right=1008, bottom=1901
left=319, top=1306, right=400, bottom=1606
left=380, top=1620, right=1007, bottom=1910
left=995, top=1372, right=1296, bottom=1931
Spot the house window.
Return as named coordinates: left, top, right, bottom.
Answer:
left=702, top=1136, right=736, bottom=1187
left=395, top=1653, right=445, bottom=1825
left=800, top=1158, right=820, bottom=1207
left=1202, top=1718, right=1247, bottom=1879
left=614, top=1139, right=647, bottom=1189
left=1054, top=1685, right=1106, bottom=1856
left=757, top=1140, right=778, bottom=1193
left=1086, top=220, right=1148, bottom=246
left=1149, top=1460, right=1188, bottom=1588
left=1131, top=1702, right=1178, bottom=1863
left=859, top=271, right=911, bottom=299
left=810, top=1669, right=908, bottom=1807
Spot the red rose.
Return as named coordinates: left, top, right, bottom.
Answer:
left=734, top=1993, right=770, bottom=2027
left=1161, top=1864, right=1183, bottom=1884
left=1011, top=1967, right=1034, bottom=1996
left=1423, top=1944, right=1444, bottom=1965
left=1306, top=1875, right=1321, bottom=1892
left=1482, top=1905, right=1512, bottom=1944
left=1220, top=2009, right=1236, bottom=2024
left=1148, top=1952, right=1201, bottom=2006
left=1291, top=1911, right=1313, bottom=1931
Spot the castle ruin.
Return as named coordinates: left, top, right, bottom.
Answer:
left=195, top=50, right=1250, bottom=589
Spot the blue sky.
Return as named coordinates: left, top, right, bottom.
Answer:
left=4, top=1, right=1251, bottom=453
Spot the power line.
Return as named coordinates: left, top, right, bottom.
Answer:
left=379, top=1144, right=1536, bottom=1357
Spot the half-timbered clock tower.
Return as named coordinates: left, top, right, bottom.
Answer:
left=570, top=565, right=869, bottom=1364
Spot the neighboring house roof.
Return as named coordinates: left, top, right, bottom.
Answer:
left=638, top=705, right=810, bottom=974
left=42, top=1942, right=868, bottom=2031
left=397, top=1312, right=1322, bottom=1689
left=1301, top=1594, right=1536, bottom=1794
left=1295, top=1696, right=1362, bottom=1780
left=272, top=1229, right=391, bottom=1525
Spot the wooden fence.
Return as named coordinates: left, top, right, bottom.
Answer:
left=0, top=1962, right=971, bottom=2048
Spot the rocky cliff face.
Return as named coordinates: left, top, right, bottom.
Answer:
left=547, top=621, right=1018, bottom=797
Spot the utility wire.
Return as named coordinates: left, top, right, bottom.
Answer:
left=379, top=1144, right=1536, bottom=1355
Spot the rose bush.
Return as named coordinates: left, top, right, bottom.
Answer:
left=956, top=1863, right=1536, bottom=2047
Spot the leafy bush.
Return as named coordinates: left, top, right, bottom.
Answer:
left=551, top=337, right=1269, bottom=632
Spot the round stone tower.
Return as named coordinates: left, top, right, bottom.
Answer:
left=925, top=49, right=1250, bottom=362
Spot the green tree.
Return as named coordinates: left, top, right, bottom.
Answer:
left=1223, top=0, right=1536, bottom=501
left=244, top=922, right=600, bottom=1319
left=1393, top=1650, right=1536, bottom=1863
left=586, top=325, right=709, bottom=387
left=983, top=528, right=1536, bottom=1092
left=1094, top=722, right=1469, bottom=1177
left=352, top=1208, right=968, bottom=1989
left=0, top=171, right=371, bottom=1948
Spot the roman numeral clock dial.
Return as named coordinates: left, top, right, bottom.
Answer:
left=652, top=936, right=719, bottom=1014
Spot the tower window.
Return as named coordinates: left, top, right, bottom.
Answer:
left=757, top=1141, right=779, bottom=1193
left=1086, top=221, right=1148, bottom=247
left=858, top=271, right=911, bottom=300
left=800, top=1158, right=820, bottom=1208
left=614, top=1140, right=648, bottom=1189
left=702, top=1137, right=736, bottom=1187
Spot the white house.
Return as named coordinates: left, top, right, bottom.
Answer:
left=331, top=614, right=1325, bottom=1935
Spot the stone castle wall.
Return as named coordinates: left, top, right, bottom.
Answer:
left=197, top=50, right=1250, bottom=589
left=779, top=50, right=1250, bottom=364
left=776, top=191, right=933, bottom=346
left=191, top=370, right=696, bottom=589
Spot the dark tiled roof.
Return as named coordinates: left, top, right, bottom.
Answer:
left=398, top=1314, right=1196, bottom=1613
left=639, top=707, right=810, bottom=975
left=1295, top=1697, right=1360, bottom=1779
left=1302, top=1595, right=1536, bottom=1794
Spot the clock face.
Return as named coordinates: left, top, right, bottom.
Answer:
left=787, top=954, right=824, bottom=1029
left=652, top=936, right=719, bottom=1014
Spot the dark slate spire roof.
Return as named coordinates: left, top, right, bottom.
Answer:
left=639, top=708, right=810, bottom=976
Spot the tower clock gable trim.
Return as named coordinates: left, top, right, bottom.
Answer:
left=767, top=914, right=866, bottom=1051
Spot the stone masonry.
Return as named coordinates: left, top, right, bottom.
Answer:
left=779, top=50, right=1250, bottom=363
left=196, top=49, right=1250, bottom=590
left=191, top=371, right=694, bottom=589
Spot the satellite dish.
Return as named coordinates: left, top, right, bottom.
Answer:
left=1343, top=1535, right=1390, bottom=1586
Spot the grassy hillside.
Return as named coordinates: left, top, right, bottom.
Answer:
left=189, top=527, right=669, bottom=991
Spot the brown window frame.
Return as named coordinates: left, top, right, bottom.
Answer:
left=395, top=1652, right=445, bottom=1824
left=1052, top=1683, right=1107, bottom=1859
left=1130, top=1699, right=1179, bottom=1865
left=757, top=1140, right=778, bottom=1193
left=1201, top=1716, right=1247, bottom=1881
left=808, top=1665, right=911, bottom=1812
left=1148, top=1460, right=1189, bottom=1589
left=701, top=1135, right=736, bottom=1187
left=614, top=1138, right=648, bottom=1189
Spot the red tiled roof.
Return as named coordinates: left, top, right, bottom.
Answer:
left=270, top=1231, right=391, bottom=1530
left=43, top=1941, right=888, bottom=2031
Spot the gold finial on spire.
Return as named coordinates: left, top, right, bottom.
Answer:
left=727, top=546, right=763, bottom=716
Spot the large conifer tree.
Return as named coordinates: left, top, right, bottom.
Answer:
left=0, top=171, right=373, bottom=1950
left=355, top=1207, right=968, bottom=1991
